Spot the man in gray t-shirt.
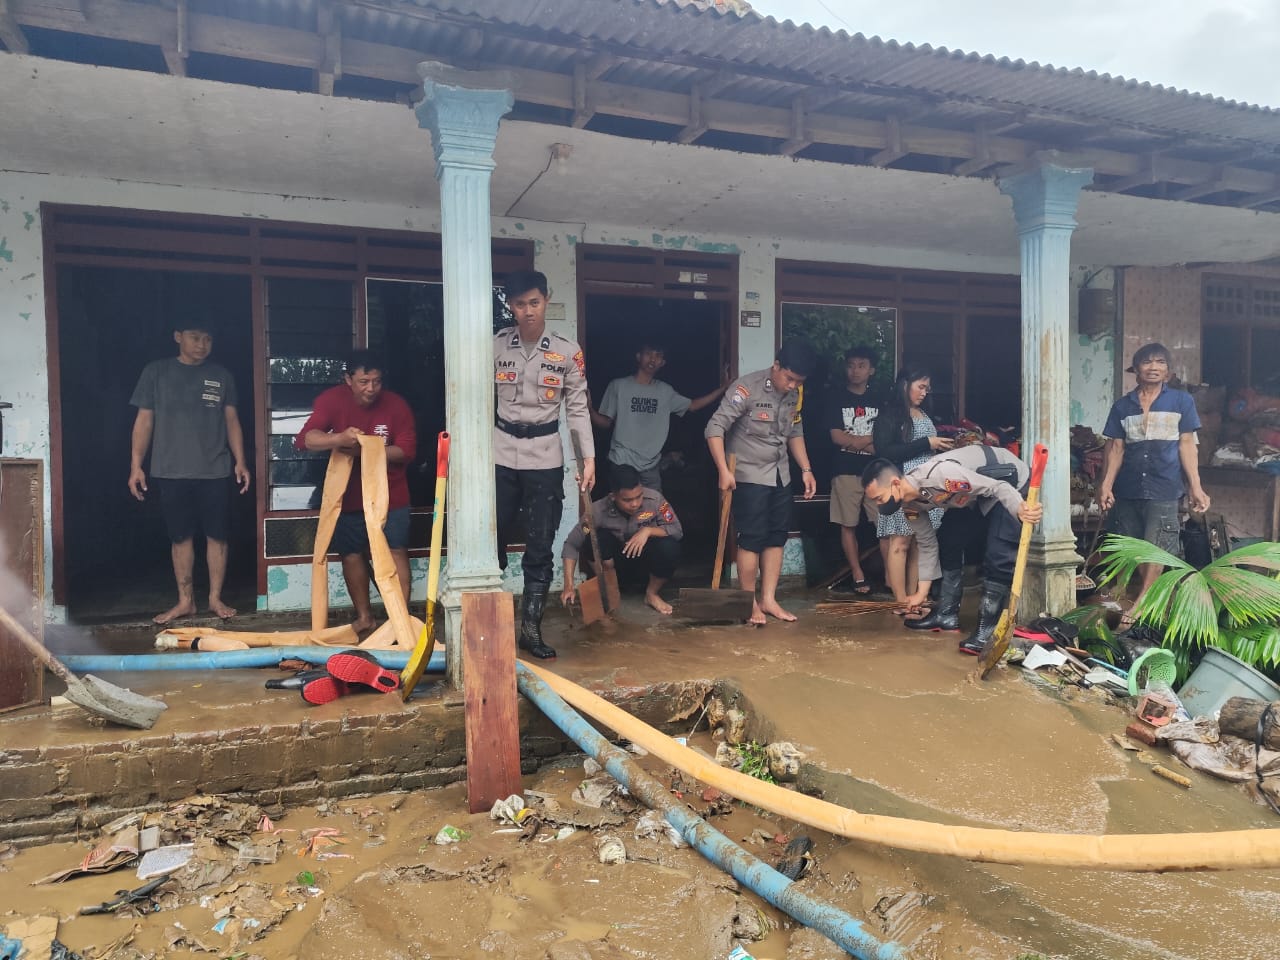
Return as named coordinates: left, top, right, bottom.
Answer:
left=128, top=323, right=250, bottom=625
left=591, top=340, right=725, bottom=491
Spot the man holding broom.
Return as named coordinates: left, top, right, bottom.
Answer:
left=862, top=446, right=1042, bottom=654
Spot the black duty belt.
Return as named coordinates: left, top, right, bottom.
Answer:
left=495, top=416, right=560, bottom=439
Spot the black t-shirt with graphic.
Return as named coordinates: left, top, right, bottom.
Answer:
left=826, top=386, right=882, bottom=476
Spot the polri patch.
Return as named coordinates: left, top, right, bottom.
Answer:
left=573, top=350, right=585, bottom=373
left=659, top=502, right=675, bottom=523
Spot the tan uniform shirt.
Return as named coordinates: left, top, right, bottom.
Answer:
left=561, top=487, right=683, bottom=560
left=492, top=326, right=594, bottom=470
left=704, top=368, right=804, bottom=486
left=905, top=445, right=1029, bottom=580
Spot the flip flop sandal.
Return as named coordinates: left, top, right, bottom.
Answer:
left=300, top=674, right=351, bottom=706
left=326, top=649, right=402, bottom=693
left=266, top=669, right=330, bottom=691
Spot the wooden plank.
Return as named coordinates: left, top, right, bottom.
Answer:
left=0, top=460, right=43, bottom=713
left=0, top=0, right=31, bottom=52
left=462, top=591, right=522, bottom=814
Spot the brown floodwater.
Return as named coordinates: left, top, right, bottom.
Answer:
left=7, top=598, right=1279, bottom=959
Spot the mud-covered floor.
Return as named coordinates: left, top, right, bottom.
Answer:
left=5, top=591, right=1280, bottom=959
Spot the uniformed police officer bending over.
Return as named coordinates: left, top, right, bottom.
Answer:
left=494, top=270, right=594, bottom=660
left=560, top=464, right=684, bottom=615
left=705, top=341, right=818, bottom=626
left=861, top=446, right=1042, bottom=655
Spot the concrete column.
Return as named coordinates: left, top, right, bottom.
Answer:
left=997, top=157, right=1094, bottom=618
left=415, top=63, right=513, bottom=686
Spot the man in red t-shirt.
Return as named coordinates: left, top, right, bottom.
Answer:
left=296, top=350, right=417, bottom=633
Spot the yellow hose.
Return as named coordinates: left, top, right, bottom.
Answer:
left=523, top=662, right=1280, bottom=872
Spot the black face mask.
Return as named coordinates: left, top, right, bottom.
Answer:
left=879, top=495, right=903, bottom=515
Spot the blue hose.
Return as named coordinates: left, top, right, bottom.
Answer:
left=515, top=663, right=905, bottom=960
left=58, top=647, right=444, bottom=674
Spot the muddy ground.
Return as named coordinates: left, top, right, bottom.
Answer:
left=6, top=596, right=1280, bottom=959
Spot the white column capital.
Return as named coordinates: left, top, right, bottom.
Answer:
left=998, top=162, right=1094, bottom=233
left=414, top=65, right=514, bottom=175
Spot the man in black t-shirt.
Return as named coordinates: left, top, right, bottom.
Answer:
left=826, top=346, right=882, bottom=594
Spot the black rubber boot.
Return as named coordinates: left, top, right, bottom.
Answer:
left=517, top=584, right=557, bottom=660
left=908, top=569, right=964, bottom=632
left=958, top=581, right=1010, bottom=656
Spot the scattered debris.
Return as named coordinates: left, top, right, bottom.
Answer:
left=774, top=836, right=814, bottom=880
left=137, top=843, right=195, bottom=879
left=79, top=876, right=170, bottom=916
left=36, top=826, right=140, bottom=883
left=634, top=810, right=687, bottom=848
left=432, top=825, right=471, bottom=845
left=595, top=835, right=627, bottom=865
left=489, top=794, right=530, bottom=825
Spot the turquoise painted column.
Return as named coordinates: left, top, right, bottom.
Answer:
left=998, top=157, right=1094, bottom=618
left=415, top=63, right=513, bottom=685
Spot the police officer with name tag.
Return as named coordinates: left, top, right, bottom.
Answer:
left=861, top=445, right=1042, bottom=655
left=494, top=270, right=594, bottom=660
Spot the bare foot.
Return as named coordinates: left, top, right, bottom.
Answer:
left=352, top=616, right=376, bottom=636
left=209, top=599, right=237, bottom=620
left=747, top=602, right=767, bottom=627
left=760, top=600, right=797, bottom=622
left=153, top=601, right=196, bottom=625
left=644, top=592, right=673, bottom=615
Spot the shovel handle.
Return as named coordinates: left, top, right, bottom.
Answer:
left=570, top=429, right=612, bottom=610
left=711, top=454, right=736, bottom=590
left=0, top=606, right=72, bottom=683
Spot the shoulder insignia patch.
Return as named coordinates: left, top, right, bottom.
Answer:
left=659, top=502, right=675, bottom=523
left=944, top=479, right=972, bottom=494
left=573, top=350, right=585, bottom=373
left=732, top=384, right=750, bottom=404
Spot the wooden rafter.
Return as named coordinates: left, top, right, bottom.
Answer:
left=677, top=78, right=707, bottom=144
left=1236, top=188, right=1280, bottom=209
left=869, top=115, right=905, bottom=167
left=952, top=124, right=995, bottom=177
left=778, top=94, right=810, bottom=157
left=0, top=0, right=30, bottom=53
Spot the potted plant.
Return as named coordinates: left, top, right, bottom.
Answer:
left=1091, top=535, right=1280, bottom=715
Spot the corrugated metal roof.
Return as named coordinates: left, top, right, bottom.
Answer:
left=404, top=0, right=1280, bottom=148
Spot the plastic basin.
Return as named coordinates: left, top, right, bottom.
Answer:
left=1177, top=647, right=1280, bottom=718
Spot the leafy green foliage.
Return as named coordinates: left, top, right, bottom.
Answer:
left=1093, top=534, right=1280, bottom=677
left=735, top=741, right=777, bottom=785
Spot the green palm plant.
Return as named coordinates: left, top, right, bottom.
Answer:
left=1092, top=535, right=1280, bottom=681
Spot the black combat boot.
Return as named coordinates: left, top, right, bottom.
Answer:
left=958, top=581, right=1010, bottom=656
left=907, top=568, right=964, bottom=632
left=517, top=584, right=557, bottom=660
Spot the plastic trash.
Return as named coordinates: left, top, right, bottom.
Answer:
left=595, top=835, right=626, bottom=864
left=433, top=825, right=471, bottom=845
left=488, top=794, right=529, bottom=825
left=634, top=809, right=688, bottom=848
left=727, top=946, right=757, bottom=960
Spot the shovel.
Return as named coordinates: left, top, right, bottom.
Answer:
left=977, top=443, right=1050, bottom=679
left=570, top=430, right=619, bottom=625
left=677, top=454, right=756, bottom=623
left=0, top=607, right=167, bottom=729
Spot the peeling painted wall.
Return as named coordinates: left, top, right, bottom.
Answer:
left=1068, top=266, right=1117, bottom=431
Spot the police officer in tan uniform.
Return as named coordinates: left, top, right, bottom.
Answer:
left=861, top=445, right=1042, bottom=655
left=494, top=270, right=594, bottom=660
left=705, top=341, right=818, bottom=625
left=560, top=464, right=683, bottom=615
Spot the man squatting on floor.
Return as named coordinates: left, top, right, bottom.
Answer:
left=862, top=444, right=1043, bottom=655
left=560, top=464, right=684, bottom=615
left=493, top=270, right=594, bottom=661
left=705, top=341, right=818, bottom=625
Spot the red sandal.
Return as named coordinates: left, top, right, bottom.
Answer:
left=325, top=649, right=402, bottom=693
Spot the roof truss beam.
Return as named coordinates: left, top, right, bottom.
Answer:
left=7, top=0, right=1280, bottom=207
left=0, top=0, right=30, bottom=53
left=778, top=94, right=810, bottom=156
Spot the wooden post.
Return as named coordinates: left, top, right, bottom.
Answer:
left=462, top=591, right=522, bottom=813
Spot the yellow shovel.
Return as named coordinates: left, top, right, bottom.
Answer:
left=977, top=443, right=1049, bottom=679
left=400, top=432, right=450, bottom=698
